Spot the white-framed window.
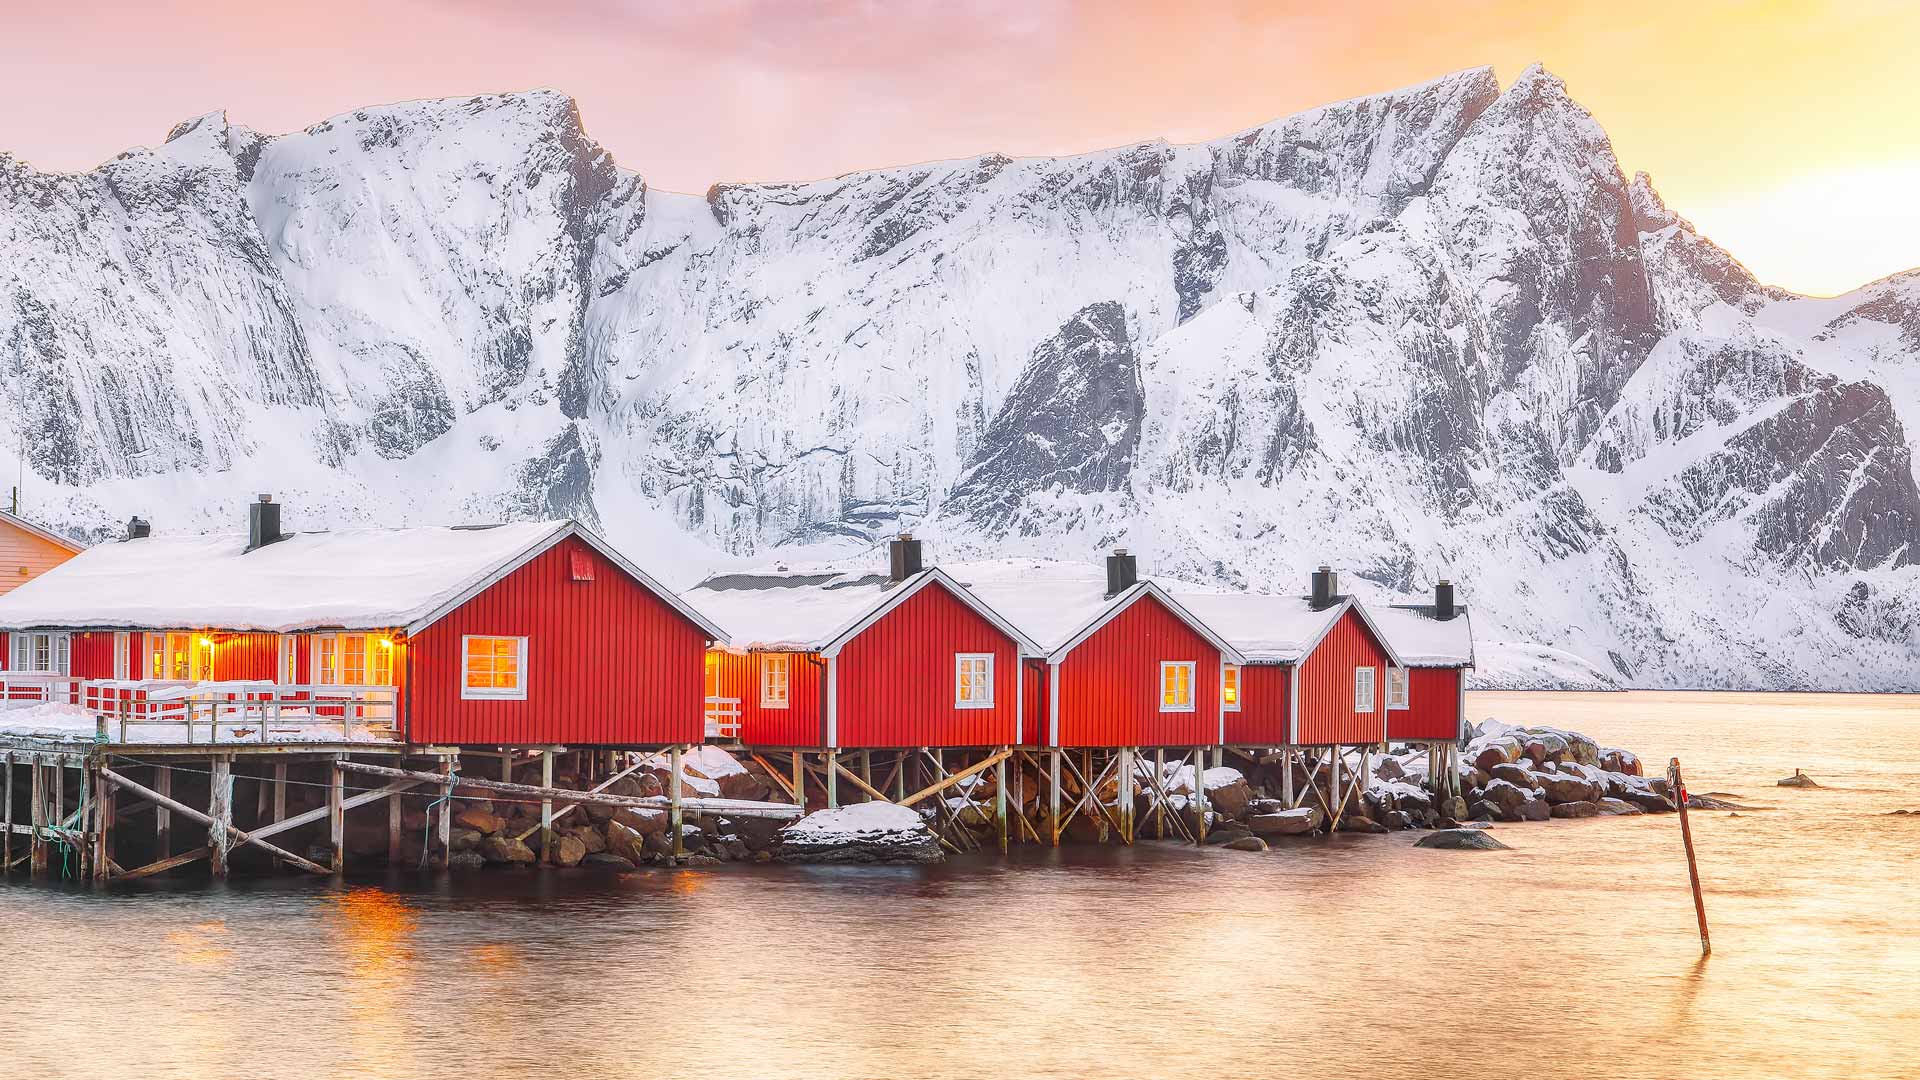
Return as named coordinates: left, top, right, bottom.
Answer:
left=761, top=653, right=790, bottom=709
left=955, top=653, right=995, bottom=708
left=461, top=635, right=527, bottom=700
left=1355, top=666, right=1377, bottom=713
left=1387, top=667, right=1409, bottom=710
left=1160, top=660, right=1196, bottom=713
left=280, top=634, right=300, bottom=684
left=144, top=632, right=200, bottom=680
left=8, top=631, right=70, bottom=674
left=112, top=632, right=131, bottom=680
left=1222, top=664, right=1242, bottom=712
left=313, top=632, right=395, bottom=686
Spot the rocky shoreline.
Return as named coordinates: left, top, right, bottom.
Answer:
left=375, top=718, right=1681, bottom=869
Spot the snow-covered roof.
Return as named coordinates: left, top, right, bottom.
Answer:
left=0, top=509, right=81, bottom=553
left=686, top=566, right=1041, bottom=656
left=0, top=520, right=726, bottom=638
left=1169, top=592, right=1346, bottom=664
left=1372, top=604, right=1475, bottom=667
left=957, top=562, right=1245, bottom=665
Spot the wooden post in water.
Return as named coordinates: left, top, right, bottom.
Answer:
left=209, top=756, right=232, bottom=878
left=994, top=751, right=1009, bottom=854
left=3, top=752, right=12, bottom=875
left=540, top=750, right=555, bottom=864
left=1668, top=757, right=1711, bottom=956
left=668, top=745, right=685, bottom=859
left=327, top=755, right=345, bottom=873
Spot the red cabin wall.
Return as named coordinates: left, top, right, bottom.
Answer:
left=1295, top=609, right=1390, bottom=745
left=719, top=648, right=825, bottom=747
left=1022, top=660, right=1049, bottom=748
left=1389, top=666, right=1464, bottom=742
left=407, top=535, right=709, bottom=746
left=212, top=633, right=280, bottom=682
left=1054, top=594, right=1221, bottom=747
left=69, top=632, right=117, bottom=680
left=833, top=581, right=1021, bottom=748
left=1223, top=662, right=1290, bottom=745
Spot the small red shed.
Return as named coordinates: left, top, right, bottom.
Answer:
left=971, top=555, right=1247, bottom=749
left=1373, top=582, right=1475, bottom=743
left=0, top=499, right=725, bottom=747
left=685, top=541, right=1041, bottom=750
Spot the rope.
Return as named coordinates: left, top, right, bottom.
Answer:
left=418, top=765, right=459, bottom=869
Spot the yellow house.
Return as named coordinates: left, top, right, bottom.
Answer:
left=0, top=508, right=82, bottom=599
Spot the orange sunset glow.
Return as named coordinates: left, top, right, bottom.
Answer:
left=1, top=1, right=1913, bottom=296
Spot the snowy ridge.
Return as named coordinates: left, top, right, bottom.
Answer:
left=2, top=68, right=1917, bottom=689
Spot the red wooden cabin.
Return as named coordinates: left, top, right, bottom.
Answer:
left=0, top=497, right=725, bottom=747
left=1374, top=582, right=1475, bottom=743
left=971, top=554, right=1246, bottom=749
left=684, top=538, right=1041, bottom=750
left=1178, top=567, right=1407, bottom=748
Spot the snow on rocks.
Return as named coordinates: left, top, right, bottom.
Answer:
left=774, top=802, right=944, bottom=865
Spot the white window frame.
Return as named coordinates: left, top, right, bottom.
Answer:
left=760, top=653, right=790, bottom=709
left=1355, top=666, right=1377, bottom=714
left=954, top=653, right=995, bottom=709
left=9, top=631, right=70, bottom=675
left=460, top=634, right=528, bottom=701
left=1222, top=663, right=1242, bottom=712
left=112, top=632, right=131, bottom=680
left=1160, top=660, right=1196, bottom=713
left=1387, top=666, right=1409, bottom=710
left=312, top=632, right=396, bottom=687
left=279, top=634, right=300, bottom=684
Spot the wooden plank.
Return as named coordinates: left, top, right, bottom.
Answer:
left=97, top=767, right=330, bottom=876
left=830, top=756, right=892, bottom=803
left=117, top=846, right=211, bottom=881
left=332, top=760, right=803, bottom=819
left=512, top=757, right=645, bottom=842
left=898, top=748, right=1011, bottom=809
left=748, top=753, right=799, bottom=804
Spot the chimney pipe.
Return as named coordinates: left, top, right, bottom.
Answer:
left=125, top=516, right=151, bottom=541
left=1311, top=566, right=1339, bottom=610
left=247, top=494, right=283, bottom=552
left=1105, top=549, right=1138, bottom=598
left=1435, top=579, right=1456, bottom=621
left=888, top=533, right=923, bottom=582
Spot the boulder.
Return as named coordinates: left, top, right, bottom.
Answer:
left=1619, top=788, right=1675, bottom=813
left=1535, top=772, right=1601, bottom=805
left=549, top=833, right=588, bottom=867
left=1221, top=836, right=1268, bottom=852
left=774, top=803, right=944, bottom=865
left=479, top=835, right=537, bottom=865
left=1481, top=778, right=1538, bottom=820
left=613, top=808, right=669, bottom=837
left=446, top=850, right=486, bottom=870
left=605, top=820, right=647, bottom=863
left=448, top=827, right=484, bottom=852
left=1381, top=810, right=1414, bottom=830
left=1473, top=743, right=1515, bottom=772
left=1205, top=825, right=1256, bottom=847
left=1249, top=807, right=1322, bottom=836
left=584, top=852, right=636, bottom=869
left=568, top=826, right=607, bottom=854
left=1339, top=815, right=1388, bottom=834
left=1416, top=829, right=1510, bottom=851
left=1373, top=756, right=1408, bottom=782
left=1777, top=770, right=1820, bottom=789
left=1488, top=763, right=1535, bottom=789
left=1519, top=796, right=1551, bottom=822
left=453, top=808, right=505, bottom=835
left=1596, top=798, right=1644, bottom=816
left=1204, top=772, right=1253, bottom=820
left=1549, top=800, right=1601, bottom=819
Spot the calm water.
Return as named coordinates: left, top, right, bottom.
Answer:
left=3, top=691, right=1917, bottom=1080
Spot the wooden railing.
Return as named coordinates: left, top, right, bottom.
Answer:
left=705, top=696, right=742, bottom=740
left=0, top=673, right=399, bottom=745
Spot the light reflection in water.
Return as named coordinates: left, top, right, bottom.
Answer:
left=0, top=692, right=1914, bottom=1080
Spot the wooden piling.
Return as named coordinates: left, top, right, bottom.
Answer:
left=995, top=752, right=1009, bottom=854
left=826, top=750, right=839, bottom=809
left=1117, top=747, right=1134, bottom=844
left=3, top=752, right=12, bottom=875
left=1048, top=750, right=1062, bottom=847
left=1154, top=748, right=1166, bottom=839
left=437, top=756, right=454, bottom=868
left=327, top=756, right=345, bottom=873
left=209, top=756, right=232, bottom=878
left=1669, top=758, right=1711, bottom=956
left=387, top=775, right=404, bottom=864
left=29, top=763, right=46, bottom=876
left=1190, top=747, right=1208, bottom=845
left=668, top=745, right=684, bottom=859
left=155, top=762, right=172, bottom=854
left=540, top=750, right=555, bottom=864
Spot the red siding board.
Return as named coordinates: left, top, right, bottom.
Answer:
left=1295, top=609, right=1390, bottom=745
left=1022, top=660, right=1049, bottom=748
left=833, top=580, right=1021, bottom=748
left=212, top=632, right=280, bottom=682
left=1223, top=662, right=1290, bottom=745
left=717, top=649, right=824, bottom=748
left=1389, top=666, right=1464, bottom=742
left=70, top=632, right=117, bottom=680
left=1054, top=594, right=1221, bottom=747
left=407, top=535, right=708, bottom=746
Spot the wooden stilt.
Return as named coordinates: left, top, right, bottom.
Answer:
left=1281, top=746, right=1296, bottom=808
left=995, top=751, right=1009, bottom=854
left=893, top=752, right=906, bottom=801
left=3, top=752, right=12, bottom=876
left=94, top=764, right=116, bottom=882
left=270, top=762, right=286, bottom=868
left=1154, top=748, right=1166, bottom=838
left=860, top=749, right=872, bottom=790
left=155, top=762, right=172, bottom=855
left=387, top=774, right=404, bottom=864
left=328, top=756, right=345, bottom=873
left=540, top=750, right=555, bottom=864
left=1048, top=750, right=1062, bottom=847
left=668, top=745, right=684, bottom=859
left=209, top=756, right=233, bottom=878
left=826, top=750, right=839, bottom=809
left=1191, top=747, right=1209, bottom=845
left=436, top=756, right=453, bottom=867
left=29, top=762, right=46, bottom=876
left=97, top=767, right=330, bottom=876
left=1669, top=758, right=1711, bottom=956
left=1117, top=747, right=1135, bottom=845
left=1329, top=749, right=1343, bottom=832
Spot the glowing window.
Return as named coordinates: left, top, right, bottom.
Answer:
left=1160, top=661, right=1195, bottom=713
left=761, top=654, right=790, bottom=709
left=462, top=636, right=527, bottom=700
left=955, top=653, right=994, bottom=708
left=1222, top=664, right=1241, bottom=712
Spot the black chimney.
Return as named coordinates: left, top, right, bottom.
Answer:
left=125, top=516, right=150, bottom=541
left=1105, top=549, right=1138, bottom=598
left=1311, top=566, right=1339, bottom=610
left=888, top=533, right=924, bottom=582
left=1435, top=579, right=1456, bottom=621
left=247, top=494, right=283, bottom=552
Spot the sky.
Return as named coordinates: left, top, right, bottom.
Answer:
left=3, top=0, right=1915, bottom=297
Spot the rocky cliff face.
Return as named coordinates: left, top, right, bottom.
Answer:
left=2, top=67, right=1916, bottom=689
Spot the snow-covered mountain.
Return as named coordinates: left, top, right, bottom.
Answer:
left=2, top=65, right=1915, bottom=689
